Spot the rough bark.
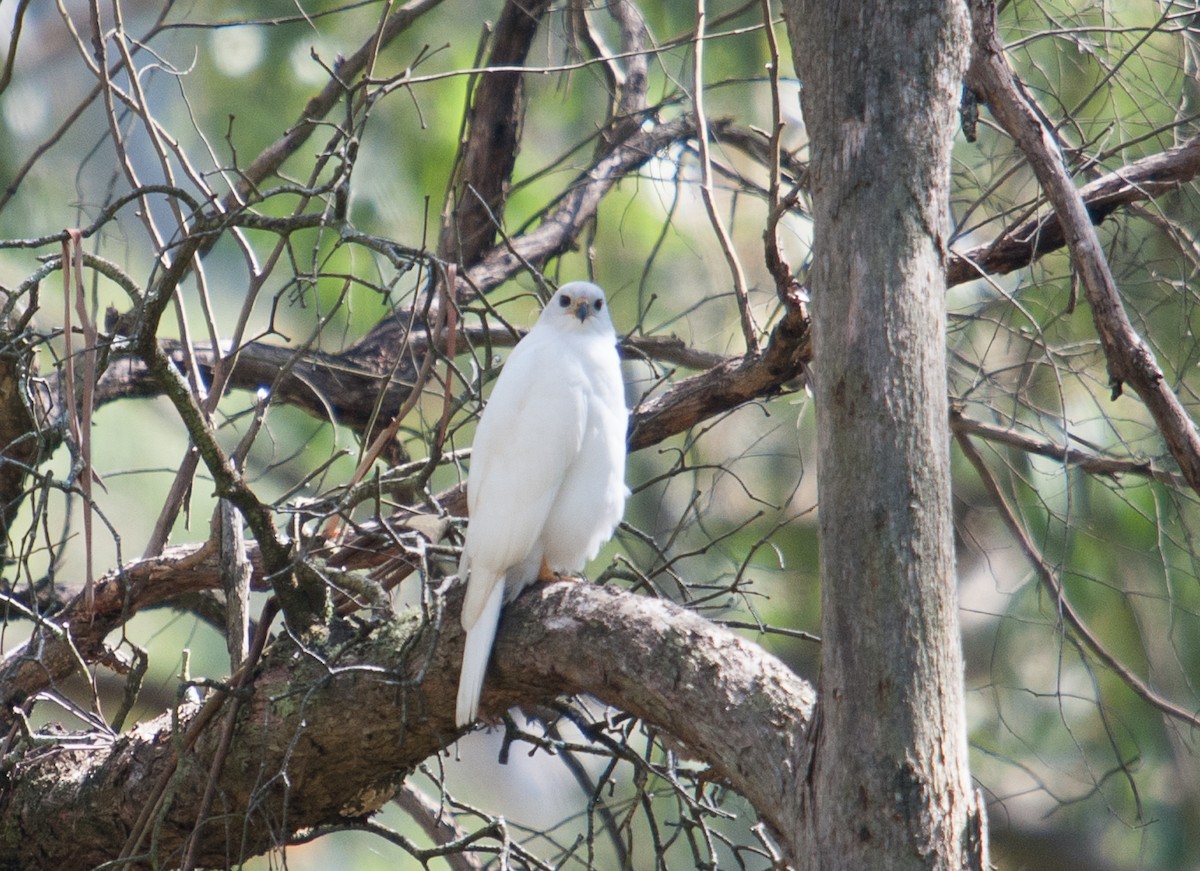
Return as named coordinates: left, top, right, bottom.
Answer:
left=0, top=582, right=813, bottom=870
left=0, top=334, right=40, bottom=552
left=782, top=1, right=986, bottom=869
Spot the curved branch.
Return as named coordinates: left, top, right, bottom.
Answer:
left=0, top=582, right=814, bottom=870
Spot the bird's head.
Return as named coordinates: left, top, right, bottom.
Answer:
left=538, top=281, right=616, bottom=337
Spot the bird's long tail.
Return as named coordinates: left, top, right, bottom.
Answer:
left=456, top=578, right=504, bottom=726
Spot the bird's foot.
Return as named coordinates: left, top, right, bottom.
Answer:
left=535, top=558, right=582, bottom=583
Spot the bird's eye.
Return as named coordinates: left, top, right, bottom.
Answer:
left=558, top=294, right=571, bottom=307
left=593, top=299, right=603, bottom=311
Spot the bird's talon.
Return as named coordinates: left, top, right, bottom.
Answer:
left=535, top=559, right=583, bottom=584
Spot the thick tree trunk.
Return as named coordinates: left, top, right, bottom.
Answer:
left=781, top=2, right=987, bottom=868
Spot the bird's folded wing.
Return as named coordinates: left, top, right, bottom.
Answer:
left=460, top=334, right=588, bottom=626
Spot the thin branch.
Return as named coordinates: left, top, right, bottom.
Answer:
left=459, top=113, right=706, bottom=288
left=965, top=1, right=1200, bottom=494
left=0, top=0, right=32, bottom=96
left=609, top=0, right=651, bottom=120
left=227, top=0, right=447, bottom=207
left=950, top=409, right=1187, bottom=487
left=393, top=783, right=486, bottom=871
left=692, top=0, right=757, bottom=353
left=758, top=0, right=796, bottom=304
left=955, top=429, right=1200, bottom=729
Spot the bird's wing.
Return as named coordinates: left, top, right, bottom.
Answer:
left=460, top=329, right=587, bottom=628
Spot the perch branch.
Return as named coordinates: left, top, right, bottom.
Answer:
left=0, top=582, right=813, bottom=870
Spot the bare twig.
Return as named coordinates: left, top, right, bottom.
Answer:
left=965, top=1, right=1200, bottom=493
left=434, top=264, right=460, bottom=452
left=0, top=0, right=32, bottom=97
left=393, top=783, right=486, bottom=871
left=759, top=0, right=796, bottom=304
left=227, top=0, right=447, bottom=208
left=692, top=0, right=757, bottom=353
left=949, top=409, right=1186, bottom=486
left=956, top=430, right=1200, bottom=729
left=118, top=599, right=278, bottom=867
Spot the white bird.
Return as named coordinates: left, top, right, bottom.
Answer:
left=456, top=281, right=628, bottom=727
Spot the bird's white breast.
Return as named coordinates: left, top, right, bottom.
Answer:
left=539, top=333, right=628, bottom=571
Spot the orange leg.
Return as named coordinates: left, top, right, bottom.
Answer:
left=535, top=558, right=582, bottom=583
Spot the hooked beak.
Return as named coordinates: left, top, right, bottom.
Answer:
left=574, top=300, right=591, bottom=322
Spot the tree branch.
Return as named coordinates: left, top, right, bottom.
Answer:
left=0, top=332, right=42, bottom=553
left=956, top=429, right=1200, bottom=730
left=438, top=0, right=552, bottom=265
left=949, top=409, right=1187, bottom=486
left=227, top=0, right=447, bottom=208
left=457, top=114, right=707, bottom=293
left=629, top=302, right=809, bottom=450
left=965, top=0, right=1200, bottom=494
left=84, top=326, right=731, bottom=434
left=948, top=134, right=1200, bottom=286
left=0, top=582, right=813, bottom=870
